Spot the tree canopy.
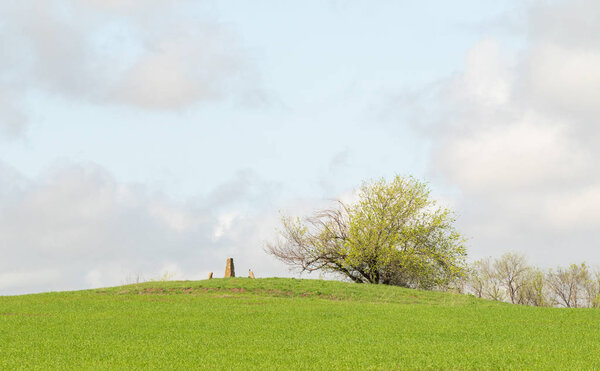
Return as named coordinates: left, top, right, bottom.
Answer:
left=266, top=176, right=467, bottom=289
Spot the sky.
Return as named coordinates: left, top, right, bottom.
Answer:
left=1, top=0, right=599, bottom=294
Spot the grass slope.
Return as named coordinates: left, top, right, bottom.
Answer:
left=1, top=278, right=599, bottom=370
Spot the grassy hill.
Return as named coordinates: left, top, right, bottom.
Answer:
left=1, top=278, right=599, bottom=370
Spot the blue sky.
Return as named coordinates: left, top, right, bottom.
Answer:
left=2, top=0, right=599, bottom=294
left=1, top=1, right=518, bottom=195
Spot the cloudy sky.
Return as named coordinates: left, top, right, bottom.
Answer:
left=1, top=0, right=599, bottom=294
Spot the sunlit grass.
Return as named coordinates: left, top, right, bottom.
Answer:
left=1, top=278, right=599, bottom=370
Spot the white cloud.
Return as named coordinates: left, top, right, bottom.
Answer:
left=113, top=25, right=243, bottom=109
left=148, top=204, right=204, bottom=233
left=524, top=43, right=600, bottom=116
left=543, top=187, right=600, bottom=230
left=527, top=0, right=600, bottom=50
left=213, top=212, right=240, bottom=240
left=449, top=39, right=512, bottom=109
left=0, top=0, right=256, bottom=137
left=0, top=95, right=28, bottom=139
left=438, top=117, right=591, bottom=192
left=0, top=163, right=289, bottom=294
left=0, top=270, right=61, bottom=294
left=415, top=0, right=600, bottom=265
left=79, top=0, right=164, bottom=13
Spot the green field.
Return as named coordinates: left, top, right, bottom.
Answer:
left=1, top=278, right=599, bottom=370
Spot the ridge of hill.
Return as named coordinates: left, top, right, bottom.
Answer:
left=92, top=277, right=495, bottom=306
left=1, top=278, right=599, bottom=370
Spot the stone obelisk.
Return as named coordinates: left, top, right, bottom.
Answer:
left=224, top=258, right=235, bottom=277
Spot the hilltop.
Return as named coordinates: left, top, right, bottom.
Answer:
left=1, top=278, right=599, bottom=370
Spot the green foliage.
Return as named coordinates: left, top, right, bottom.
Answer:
left=2, top=278, right=600, bottom=370
left=519, top=268, right=549, bottom=307
left=268, top=176, right=467, bottom=289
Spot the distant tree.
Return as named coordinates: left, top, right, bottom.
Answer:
left=468, top=261, right=487, bottom=298
left=266, top=176, right=467, bottom=289
left=469, top=254, right=600, bottom=308
left=494, top=252, right=530, bottom=304
left=518, top=268, right=549, bottom=307
left=547, top=263, right=590, bottom=308
left=584, top=269, right=600, bottom=308
left=470, top=258, right=504, bottom=301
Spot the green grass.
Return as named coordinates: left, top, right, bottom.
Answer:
left=1, top=278, right=599, bottom=370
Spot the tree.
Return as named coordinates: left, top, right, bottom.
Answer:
left=584, top=269, right=600, bottom=308
left=266, top=176, right=467, bottom=289
left=469, top=258, right=504, bottom=301
left=494, top=252, right=530, bottom=304
left=468, top=260, right=487, bottom=298
left=547, top=263, right=590, bottom=308
left=518, top=267, right=549, bottom=307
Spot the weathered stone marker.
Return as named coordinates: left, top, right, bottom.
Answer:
left=248, top=269, right=255, bottom=279
left=208, top=272, right=213, bottom=279
left=224, top=258, right=235, bottom=277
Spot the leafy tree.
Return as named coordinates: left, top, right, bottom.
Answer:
left=266, top=176, right=467, bottom=289
left=518, top=268, right=549, bottom=307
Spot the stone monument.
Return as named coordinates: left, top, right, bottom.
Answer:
left=225, top=258, right=235, bottom=277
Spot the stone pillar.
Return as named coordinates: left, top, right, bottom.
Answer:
left=208, top=272, right=213, bottom=279
left=249, top=269, right=255, bottom=279
left=225, top=258, right=235, bottom=278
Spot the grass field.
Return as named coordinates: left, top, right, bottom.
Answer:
left=1, top=278, right=600, bottom=370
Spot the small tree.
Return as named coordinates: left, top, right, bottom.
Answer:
left=518, top=268, right=549, bottom=307
left=470, top=258, right=504, bottom=301
left=583, top=267, right=600, bottom=308
left=469, top=261, right=487, bottom=298
left=494, top=252, right=530, bottom=304
left=547, top=263, right=590, bottom=308
left=266, top=176, right=467, bottom=289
